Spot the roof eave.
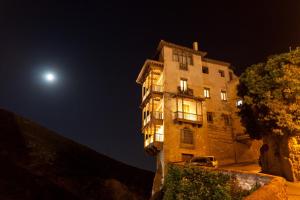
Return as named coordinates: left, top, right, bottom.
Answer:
left=136, top=59, right=164, bottom=84
left=156, top=40, right=208, bottom=57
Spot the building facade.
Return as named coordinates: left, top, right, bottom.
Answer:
left=136, top=40, right=261, bottom=193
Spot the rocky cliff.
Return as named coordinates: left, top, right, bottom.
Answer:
left=0, top=109, right=154, bottom=200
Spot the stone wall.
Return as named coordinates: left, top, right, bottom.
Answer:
left=260, top=134, right=300, bottom=182
left=244, top=176, right=287, bottom=200
left=206, top=168, right=287, bottom=200
left=287, top=136, right=300, bottom=181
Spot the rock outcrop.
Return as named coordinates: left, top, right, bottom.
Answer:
left=0, top=108, right=154, bottom=200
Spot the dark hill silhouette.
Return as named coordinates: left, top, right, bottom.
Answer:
left=0, top=109, right=154, bottom=200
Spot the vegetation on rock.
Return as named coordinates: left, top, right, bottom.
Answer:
left=162, top=164, right=259, bottom=200
left=238, top=48, right=300, bottom=138
left=238, top=48, right=300, bottom=181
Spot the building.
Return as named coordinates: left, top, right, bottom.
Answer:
left=136, top=40, right=261, bottom=193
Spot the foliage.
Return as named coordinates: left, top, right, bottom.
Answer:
left=238, top=48, right=300, bottom=138
left=162, top=164, right=259, bottom=200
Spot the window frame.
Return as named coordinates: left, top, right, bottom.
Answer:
left=172, top=49, right=193, bottom=71
left=207, top=112, right=214, bottom=123
left=218, top=70, right=225, bottom=77
left=204, top=87, right=211, bottom=98
left=222, top=114, right=231, bottom=126
left=180, top=79, right=188, bottom=92
left=180, top=127, right=194, bottom=145
left=221, top=90, right=227, bottom=101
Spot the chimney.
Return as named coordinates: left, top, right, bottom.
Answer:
left=193, top=42, right=198, bottom=51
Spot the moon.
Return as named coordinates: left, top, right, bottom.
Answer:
left=44, top=72, right=56, bottom=83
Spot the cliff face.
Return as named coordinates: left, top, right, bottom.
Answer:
left=0, top=109, right=154, bottom=200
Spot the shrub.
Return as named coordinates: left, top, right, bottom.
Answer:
left=162, top=164, right=259, bottom=200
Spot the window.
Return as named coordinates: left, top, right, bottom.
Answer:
left=202, top=66, right=209, bottom=74
left=173, top=51, right=179, bottom=62
left=187, top=56, right=193, bottom=65
left=222, top=114, right=231, bottom=126
left=142, top=86, right=147, bottom=96
left=181, top=128, right=193, bottom=144
left=229, top=72, right=233, bottom=81
left=179, top=63, right=188, bottom=70
left=173, top=49, right=193, bottom=71
left=180, top=79, right=187, bottom=92
left=207, top=112, right=213, bottom=123
left=182, top=153, right=194, bottom=162
left=221, top=91, right=227, bottom=101
left=218, top=70, right=225, bottom=77
left=183, top=104, right=190, bottom=113
left=204, top=88, right=210, bottom=98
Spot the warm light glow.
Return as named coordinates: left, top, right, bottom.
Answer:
left=157, top=125, right=164, bottom=135
left=180, top=79, right=187, bottom=91
left=236, top=99, right=243, bottom=107
left=221, top=91, right=227, bottom=100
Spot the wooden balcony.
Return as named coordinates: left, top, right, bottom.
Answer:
left=177, top=86, right=193, bottom=96
left=142, top=111, right=163, bottom=128
left=141, top=84, right=163, bottom=105
left=144, top=133, right=164, bottom=156
left=174, top=111, right=203, bottom=127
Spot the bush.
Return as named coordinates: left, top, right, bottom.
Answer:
left=162, top=164, right=259, bottom=200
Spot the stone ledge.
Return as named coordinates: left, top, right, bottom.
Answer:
left=195, top=167, right=288, bottom=200
left=244, top=176, right=287, bottom=200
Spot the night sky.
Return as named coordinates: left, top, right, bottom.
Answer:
left=0, top=1, right=299, bottom=171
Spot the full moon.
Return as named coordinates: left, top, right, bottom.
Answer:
left=44, top=73, right=56, bottom=82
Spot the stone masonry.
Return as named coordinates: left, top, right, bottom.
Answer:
left=136, top=40, right=262, bottom=194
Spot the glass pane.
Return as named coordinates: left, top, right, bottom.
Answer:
left=183, top=104, right=189, bottom=113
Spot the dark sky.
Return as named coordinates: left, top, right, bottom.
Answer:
left=0, top=0, right=299, bottom=171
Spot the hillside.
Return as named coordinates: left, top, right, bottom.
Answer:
left=0, top=109, right=154, bottom=200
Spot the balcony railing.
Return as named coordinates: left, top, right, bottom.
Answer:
left=174, top=111, right=203, bottom=125
left=143, top=111, right=163, bottom=126
left=142, top=84, right=163, bottom=102
left=177, top=86, right=193, bottom=96
left=144, top=133, right=164, bottom=147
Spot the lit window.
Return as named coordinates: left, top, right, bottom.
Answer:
left=180, top=79, right=187, bottom=92
left=221, top=91, right=227, bottom=101
left=204, top=88, right=210, bottom=98
left=207, top=112, right=213, bottom=123
left=202, top=66, right=209, bottom=74
left=181, top=128, right=193, bottom=144
left=219, top=70, right=225, bottom=77
left=183, top=104, right=190, bottom=113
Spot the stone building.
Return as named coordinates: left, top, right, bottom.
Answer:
left=136, top=40, right=261, bottom=193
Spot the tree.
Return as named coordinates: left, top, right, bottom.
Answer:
left=238, top=48, right=300, bottom=181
